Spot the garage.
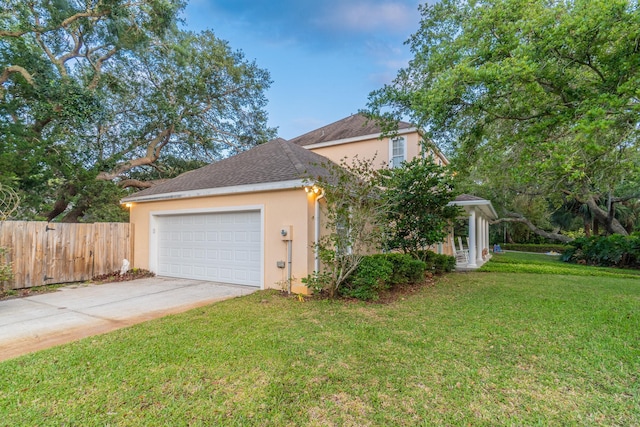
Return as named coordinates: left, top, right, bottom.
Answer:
left=154, top=210, right=262, bottom=287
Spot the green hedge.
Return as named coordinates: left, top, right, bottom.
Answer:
left=501, top=243, right=570, bottom=253
left=340, top=253, right=428, bottom=301
left=416, top=250, right=457, bottom=273
left=562, top=234, right=640, bottom=268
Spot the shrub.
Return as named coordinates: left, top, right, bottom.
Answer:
left=382, top=253, right=426, bottom=286
left=501, top=243, right=570, bottom=253
left=416, top=250, right=456, bottom=274
left=301, top=271, right=332, bottom=295
left=562, top=234, right=640, bottom=268
left=0, top=247, right=13, bottom=285
left=340, top=255, right=393, bottom=301
left=432, top=253, right=456, bottom=273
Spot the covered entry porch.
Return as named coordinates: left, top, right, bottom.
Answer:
left=448, top=195, right=498, bottom=270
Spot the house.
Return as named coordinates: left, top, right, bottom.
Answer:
left=289, top=114, right=448, bottom=169
left=121, top=114, right=494, bottom=292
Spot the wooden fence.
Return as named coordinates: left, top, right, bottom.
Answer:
left=0, top=221, right=132, bottom=290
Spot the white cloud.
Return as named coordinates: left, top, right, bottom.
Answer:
left=315, top=1, right=419, bottom=34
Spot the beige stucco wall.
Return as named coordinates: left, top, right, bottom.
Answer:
left=128, top=187, right=319, bottom=291
left=307, top=131, right=446, bottom=169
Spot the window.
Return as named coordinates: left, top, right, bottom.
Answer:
left=389, top=137, right=406, bottom=168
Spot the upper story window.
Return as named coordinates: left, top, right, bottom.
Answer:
left=389, top=137, right=406, bottom=168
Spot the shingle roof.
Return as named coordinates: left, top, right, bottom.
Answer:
left=289, top=113, right=413, bottom=147
left=122, top=138, right=333, bottom=201
left=455, top=194, right=487, bottom=202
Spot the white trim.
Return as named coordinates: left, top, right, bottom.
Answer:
left=389, top=136, right=406, bottom=168
left=300, top=127, right=417, bottom=150
left=448, top=199, right=498, bottom=220
left=149, top=205, right=265, bottom=289
left=122, top=179, right=306, bottom=203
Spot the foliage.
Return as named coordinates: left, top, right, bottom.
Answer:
left=501, top=243, right=570, bottom=253
left=1, top=0, right=275, bottom=221
left=379, top=155, right=460, bottom=257
left=368, top=0, right=640, bottom=237
left=307, top=151, right=460, bottom=298
left=309, top=156, right=388, bottom=298
left=300, top=270, right=332, bottom=295
left=0, top=183, right=20, bottom=220
left=0, top=247, right=12, bottom=284
left=383, top=253, right=426, bottom=286
left=416, top=250, right=457, bottom=274
left=338, top=253, right=428, bottom=301
left=562, top=234, right=640, bottom=268
left=91, top=269, right=155, bottom=283
left=339, top=255, right=393, bottom=301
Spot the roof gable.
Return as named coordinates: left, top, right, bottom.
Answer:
left=289, top=114, right=413, bottom=147
left=122, top=139, right=333, bottom=202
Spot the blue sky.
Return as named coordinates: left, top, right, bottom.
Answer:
left=181, top=1, right=424, bottom=139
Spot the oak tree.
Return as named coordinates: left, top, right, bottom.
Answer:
left=1, top=0, right=275, bottom=221
left=368, top=0, right=640, bottom=237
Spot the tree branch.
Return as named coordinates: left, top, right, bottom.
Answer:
left=87, top=47, right=118, bottom=90
left=95, top=126, right=174, bottom=181
left=60, top=9, right=110, bottom=29
left=491, top=212, right=574, bottom=243
left=0, top=29, right=30, bottom=37
left=0, top=65, right=35, bottom=87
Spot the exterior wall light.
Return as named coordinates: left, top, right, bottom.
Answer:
left=304, top=185, right=321, bottom=194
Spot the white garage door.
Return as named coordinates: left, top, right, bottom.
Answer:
left=156, top=210, right=261, bottom=287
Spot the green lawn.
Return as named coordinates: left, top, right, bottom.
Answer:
left=481, top=250, right=640, bottom=278
left=1, top=258, right=639, bottom=425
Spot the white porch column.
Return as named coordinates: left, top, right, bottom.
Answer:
left=468, top=208, right=477, bottom=268
left=476, top=214, right=483, bottom=264
left=484, top=219, right=490, bottom=255
left=478, top=216, right=485, bottom=261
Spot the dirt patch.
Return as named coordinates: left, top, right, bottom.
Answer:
left=90, top=269, right=155, bottom=283
left=376, top=276, right=437, bottom=304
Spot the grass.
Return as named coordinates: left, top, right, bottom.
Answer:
left=0, top=258, right=639, bottom=425
left=481, top=250, right=640, bottom=278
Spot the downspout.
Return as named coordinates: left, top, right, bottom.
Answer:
left=287, top=239, right=292, bottom=294
left=314, top=190, right=325, bottom=273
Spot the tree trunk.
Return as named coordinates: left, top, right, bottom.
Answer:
left=46, top=185, right=77, bottom=222
left=61, top=206, right=86, bottom=223
left=584, top=196, right=629, bottom=236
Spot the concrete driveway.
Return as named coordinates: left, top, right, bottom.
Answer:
left=0, top=277, right=256, bottom=362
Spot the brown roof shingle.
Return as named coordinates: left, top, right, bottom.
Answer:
left=454, top=194, right=487, bottom=202
left=122, top=138, right=333, bottom=201
left=289, top=114, right=413, bottom=147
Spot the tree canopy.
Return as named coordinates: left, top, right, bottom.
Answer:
left=368, top=0, right=640, bottom=238
left=1, top=0, right=275, bottom=222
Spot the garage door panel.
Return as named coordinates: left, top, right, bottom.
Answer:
left=156, top=210, right=261, bottom=287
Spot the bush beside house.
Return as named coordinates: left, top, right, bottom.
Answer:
left=332, top=251, right=454, bottom=301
